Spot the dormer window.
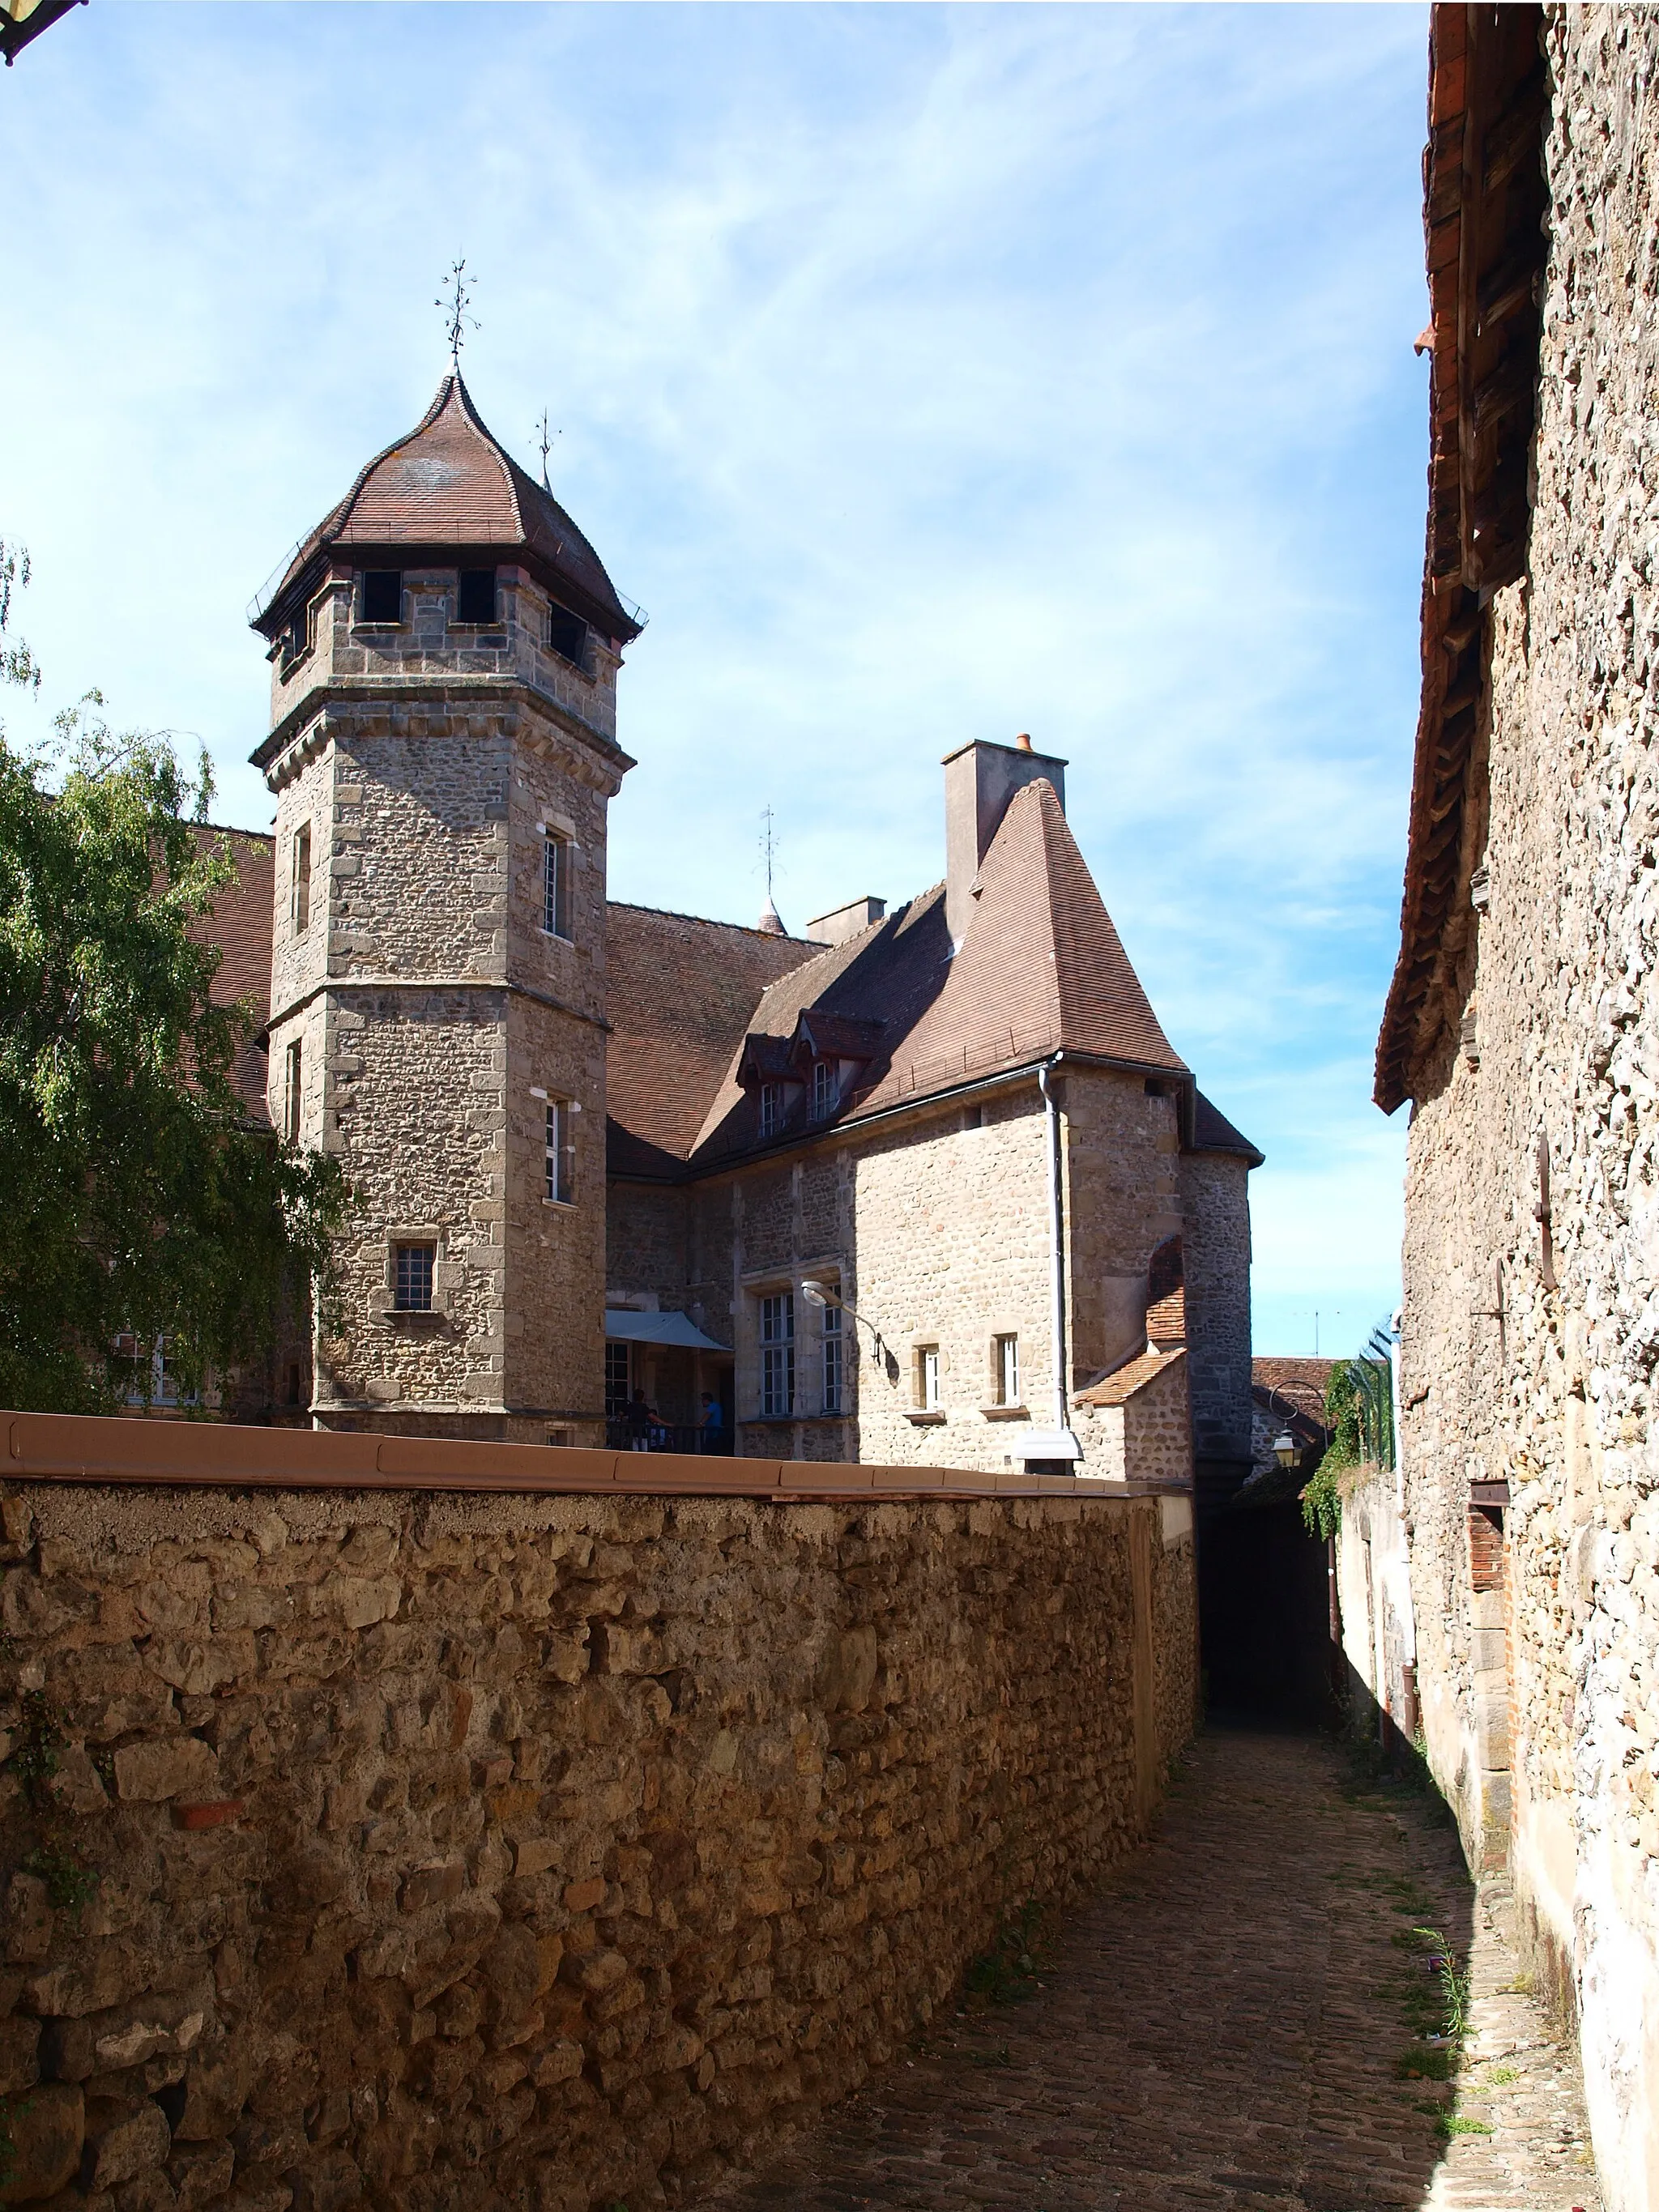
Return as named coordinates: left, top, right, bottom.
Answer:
left=760, top=1083, right=783, bottom=1138
left=457, top=568, right=497, bottom=624
left=546, top=603, right=587, bottom=669
left=360, top=570, right=402, bottom=624
left=811, top=1059, right=838, bottom=1119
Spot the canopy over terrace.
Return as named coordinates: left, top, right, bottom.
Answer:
left=603, top=1309, right=732, bottom=1445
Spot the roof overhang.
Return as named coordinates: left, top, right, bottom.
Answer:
left=2, top=0, right=83, bottom=63
left=1374, top=4, right=1548, bottom=1114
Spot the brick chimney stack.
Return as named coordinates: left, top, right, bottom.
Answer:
left=942, top=735, right=1068, bottom=948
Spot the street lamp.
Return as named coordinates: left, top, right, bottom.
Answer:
left=1273, top=1430, right=1299, bottom=1471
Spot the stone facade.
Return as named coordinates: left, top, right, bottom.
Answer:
left=1179, top=1149, right=1253, bottom=1470
left=609, top=1066, right=1250, bottom=1485
left=1384, top=15, right=1659, bottom=2207
left=260, top=575, right=625, bottom=1447
left=0, top=1462, right=1195, bottom=2210
left=237, top=381, right=1256, bottom=1498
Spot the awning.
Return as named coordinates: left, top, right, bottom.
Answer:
left=603, top=1310, right=731, bottom=1353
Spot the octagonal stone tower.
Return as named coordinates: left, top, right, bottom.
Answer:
left=250, top=373, right=642, bottom=1442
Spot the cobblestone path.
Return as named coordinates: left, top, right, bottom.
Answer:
left=711, top=1729, right=1601, bottom=2212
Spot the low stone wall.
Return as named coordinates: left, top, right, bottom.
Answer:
left=0, top=1443, right=1195, bottom=2209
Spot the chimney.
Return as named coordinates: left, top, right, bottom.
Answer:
left=943, top=735, right=1068, bottom=948
left=805, top=895, right=886, bottom=947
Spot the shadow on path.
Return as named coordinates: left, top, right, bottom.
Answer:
left=708, top=1728, right=1482, bottom=2211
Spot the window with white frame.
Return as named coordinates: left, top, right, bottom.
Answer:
left=291, top=822, right=311, bottom=936
left=284, top=1038, right=302, bottom=1145
left=993, top=1333, right=1021, bottom=1406
left=822, top=1300, right=844, bottom=1414
left=761, top=1292, right=795, bottom=1417
left=916, top=1344, right=941, bottom=1411
left=543, top=833, right=573, bottom=940
left=760, top=1082, right=782, bottom=1138
left=811, top=1059, right=837, bottom=1119
left=545, top=1098, right=574, bottom=1204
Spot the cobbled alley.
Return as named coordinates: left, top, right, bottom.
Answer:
left=710, top=1730, right=1601, bottom=2212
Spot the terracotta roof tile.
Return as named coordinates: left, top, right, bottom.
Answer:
left=1146, top=1287, right=1187, bottom=1349
left=606, top=905, right=816, bottom=1176
left=259, top=373, right=640, bottom=645
left=1075, top=1346, right=1186, bottom=1409
left=190, top=826, right=274, bottom=1125
left=1252, top=1357, right=1336, bottom=1426
left=858, top=779, right=1186, bottom=1109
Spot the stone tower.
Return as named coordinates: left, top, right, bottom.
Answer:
left=249, top=373, right=642, bottom=1442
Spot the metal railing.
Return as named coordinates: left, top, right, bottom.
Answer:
left=605, top=1420, right=731, bottom=1456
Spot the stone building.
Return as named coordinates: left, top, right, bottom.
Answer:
left=1375, top=10, right=1659, bottom=2204
left=239, top=370, right=1258, bottom=1485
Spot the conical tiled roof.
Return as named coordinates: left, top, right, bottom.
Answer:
left=862, top=778, right=1187, bottom=1102
left=254, top=373, right=641, bottom=644
left=679, top=778, right=1188, bottom=1167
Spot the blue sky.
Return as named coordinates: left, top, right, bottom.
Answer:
left=2, top=2, right=1430, bottom=1359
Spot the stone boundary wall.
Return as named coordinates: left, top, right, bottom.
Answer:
left=0, top=1416, right=1196, bottom=2210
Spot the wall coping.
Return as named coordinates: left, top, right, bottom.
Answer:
left=1, top=1409, right=1185, bottom=1503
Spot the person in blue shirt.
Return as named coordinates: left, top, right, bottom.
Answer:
left=698, top=1392, right=725, bottom=1452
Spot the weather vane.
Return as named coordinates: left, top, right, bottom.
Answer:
left=534, top=407, right=559, bottom=491
left=759, top=806, right=778, bottom=900
left=436, top=258, right=480, bottom=367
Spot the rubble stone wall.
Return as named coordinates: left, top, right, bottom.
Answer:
left=0, top=1481, right=1194, bottom=2211
left=1395, top=16, right=1659, bottom=2210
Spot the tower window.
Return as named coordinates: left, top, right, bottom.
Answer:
left=457, top=568, right=497, bottom=624
left=543, top=833, right=573, bottom=939
left=759, top=1082, right=782, bottom=1138
left=546, top=603, right=587, bottom=668
left=545, top=1098, right=574, bottom=1205
left=811, top=1059, right=838, bottom=1119
left=760, top=1292, right=795, bottom=1417
left=394, top=1243, right=435, bottom=1313
left=291, top=822, right=311, bottom=936
left=360, top=570, right=402, bottom=624
left=993, top=1333, right=1021, bottom=1407
left=284, top=1039, right=302, bottom=1145
left=822, top=1300, right=844, bottom=1415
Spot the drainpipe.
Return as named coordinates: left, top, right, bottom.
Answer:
left=1036, top=1059, right=1081, bottom=1456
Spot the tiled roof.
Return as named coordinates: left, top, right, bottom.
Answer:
left=690, top=891, right=951, bottom=1163
left=1146, top=1288, right=1187, bottom=1349
left=688, top=778, right=1188, bottom=1166
left=1190, top=1091, right=1264, bottom=1165
left=190, top=826, right=275, bottom=1125
left=258, top=373, right=642, bottom=646
left=1252, top=1357, right=1336, bottom=1425
left=606, top=905, right=816, bottom=1177
left=1075, top=1346, right=1186, bottom=1409
left=870, top=779, right=1185, bottom=1106
left=1374, top=6, right=1547, bottom=1112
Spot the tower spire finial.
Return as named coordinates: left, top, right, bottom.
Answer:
left=435, top=258, right=479, bottom=369
left=757, top=805, right=786, bottom=933
left=534, top=407, right=558, bottom=492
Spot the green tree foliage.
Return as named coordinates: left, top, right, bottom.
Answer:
left=1300, top=1365, right=1358, bottom=1539
left=0, top=543, right=348, bottom=1412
